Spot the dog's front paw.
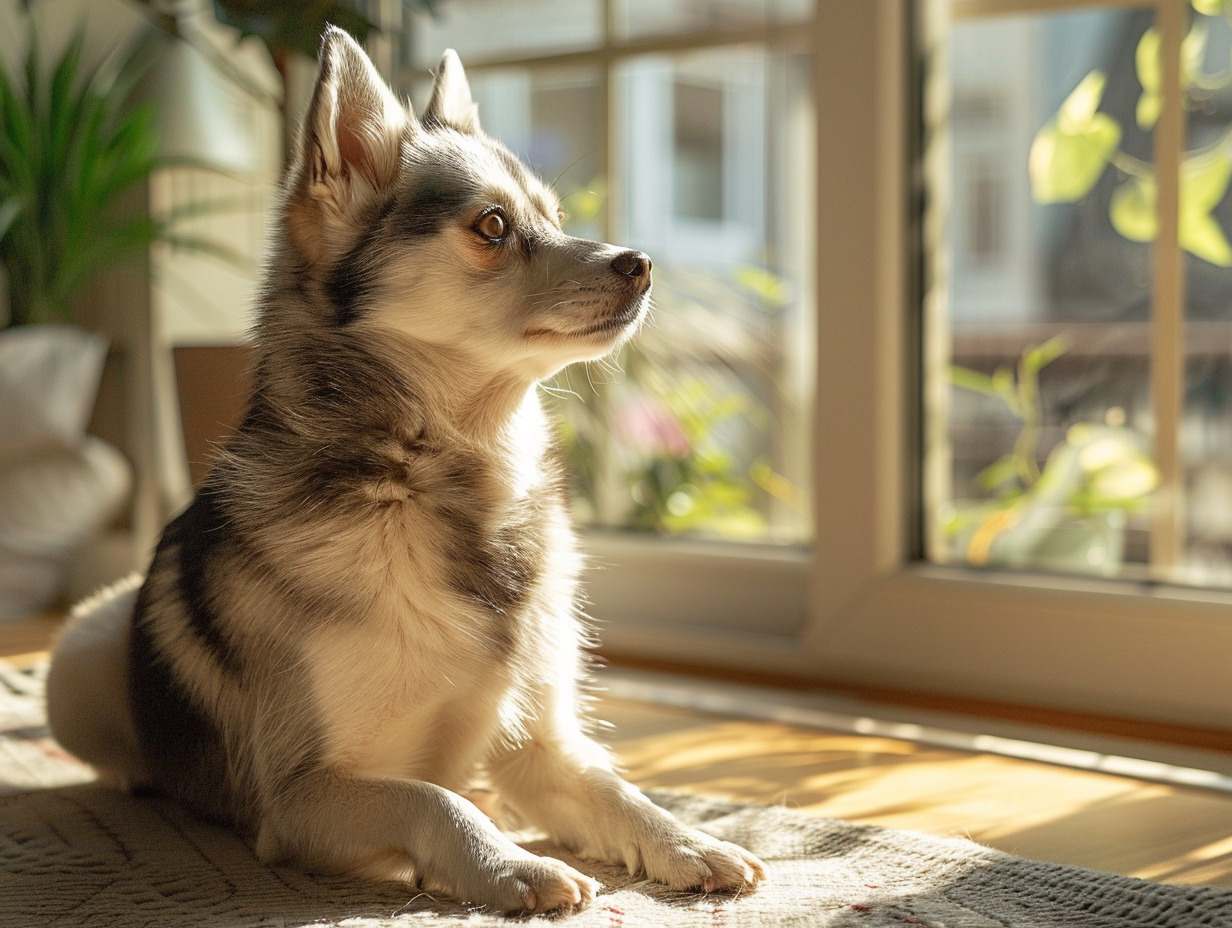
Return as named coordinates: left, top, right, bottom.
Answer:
left=641, top=828, right=766, bottom=895
left=437, top=854, right=599, bottom=916
left=510, top=856, right=600, bottom=915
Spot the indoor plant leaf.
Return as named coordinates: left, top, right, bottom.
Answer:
left=212, top=0, right=379, bottom=59
left=0, top=29, right=167, bottom=326
left=0, top=196, right=21, bottom=240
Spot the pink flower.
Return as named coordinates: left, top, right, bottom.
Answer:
left=615, top=397, right=690, bottom=460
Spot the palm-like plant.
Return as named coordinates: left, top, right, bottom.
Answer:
left=0, top=29, right=164, bottom=327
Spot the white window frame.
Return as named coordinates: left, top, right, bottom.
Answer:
left=419, top=1, right=1232, bottom=730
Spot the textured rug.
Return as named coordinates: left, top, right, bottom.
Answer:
left=3, top=660, right=1232, bottom=928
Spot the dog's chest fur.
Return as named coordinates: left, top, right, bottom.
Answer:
left=158, top=352, right=584, bottom=793
left=287, top=416, right=581, bottom=784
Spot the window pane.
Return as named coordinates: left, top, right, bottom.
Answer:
left=599, top=47, right=814, bottom=543
left=410, top=0, right=602, bottom=62
left=928, top=1, right=1232, bottom=589
left=471, top=49, right=813, bottom=545
left=467, top=66, right=605, bottom=236
left=1184, top=4, right=1232, bottom=585
left=613, top=0, right=809, bottom=39
left=926, top=7, right=1160, bottom=579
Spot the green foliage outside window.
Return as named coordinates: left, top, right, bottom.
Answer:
left=1029, top=0, right=1232, bottom=266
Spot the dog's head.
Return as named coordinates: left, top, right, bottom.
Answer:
left=281, top=27, right=651, bottom=383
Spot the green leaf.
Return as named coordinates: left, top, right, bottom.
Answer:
left=0, top=27, right=166, bottom=325
left=1029, top=73, right=1121, bottom=204
left=1107, top=154, right=1232, bottom=265
left=212, top=0, right=380, bottom=60
left=1136, top=28, right=1161, bottom=129
left=1110, top=176, right=1157, bottom=242
left=1193, top=0, right=1225, bottom=15
left=1183, top=147, right=1232, bottom=212
left=1136, top=91, right=1161, bottom=132
left=1182, top=212, right=1232, bottom=265
left=1183, top=20, right=1210, bottom=86
left=1134, top=22, right=1208, bottom=130
left=1058, top=70, right=1108, bottom=131
left=1137, top=28, right=1160, bottom=94
left=0, top=196, right=21, bottom=239
left=1181, top=150, right=1232, bottom=265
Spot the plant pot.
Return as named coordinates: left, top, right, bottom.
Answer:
left=948, top=502, right=1127, bottom=578
left=0, top=325, right=132, bottom=621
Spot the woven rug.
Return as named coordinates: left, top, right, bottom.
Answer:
left=4, top=660, right=1232, bottom=928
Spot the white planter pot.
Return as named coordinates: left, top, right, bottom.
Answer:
left=0, top=325, right=132, bottom=620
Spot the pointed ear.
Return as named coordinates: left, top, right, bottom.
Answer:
left=423, top=49, right=481, bottom=134
left=297, top=26, right=409, bottom=205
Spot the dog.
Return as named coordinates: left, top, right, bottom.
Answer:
left=46, top=26, right=765, bottom=915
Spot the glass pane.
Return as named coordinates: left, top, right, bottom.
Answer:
left=587, top=46, right=813, bottom=543
left=926, top=6, right=1160, bottom=579
left=467, top=66, right=606, bottom=241
left=1183, top=5, right=1232, bottom=586
left=409, top=0, right=602, bottom=63
left=471, top=50, right=813, bottom=544
left=613, top=0, right=810, bottom=39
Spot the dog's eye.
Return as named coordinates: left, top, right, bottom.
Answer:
left=474, top=208, right=509, bottom=243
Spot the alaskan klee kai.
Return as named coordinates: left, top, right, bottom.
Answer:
left=47, top=26, right=765, bottom=915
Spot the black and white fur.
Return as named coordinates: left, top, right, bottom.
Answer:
left=46, top=27, right=764, bottom=915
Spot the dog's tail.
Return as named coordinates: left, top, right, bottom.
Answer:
left=46, top=573, right=147, bottom=790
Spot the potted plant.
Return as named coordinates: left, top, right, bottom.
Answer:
left=944, top=335, right=1159, bottom=576
left=0, top=29, right=167, bottom=619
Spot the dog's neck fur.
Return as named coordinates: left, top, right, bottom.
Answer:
left=375, top=330, right=540, bottom=444
left=253, top=292, right=551, bottom=503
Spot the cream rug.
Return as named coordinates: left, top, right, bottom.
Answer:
left=3, top=660, right=1230, bottom=928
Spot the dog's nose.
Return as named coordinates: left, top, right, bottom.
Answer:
left=611, top=250, right=652, bottom=280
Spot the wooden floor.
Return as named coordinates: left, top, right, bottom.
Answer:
left=597, top=694, right=1232, bottom=890
left=6, top=616, right=1232, bottom=889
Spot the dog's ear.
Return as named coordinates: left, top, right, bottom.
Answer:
left=422, top=50, right=481, bottom=135
left=296, top=26, right=408, bottom=207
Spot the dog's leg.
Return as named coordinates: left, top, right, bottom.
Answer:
left=488, top=695, right=766, bottom=894
left=255, top=769, right=598, bottom=914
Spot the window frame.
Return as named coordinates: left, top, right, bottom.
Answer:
left=414, top=0, right=1232, bottom=731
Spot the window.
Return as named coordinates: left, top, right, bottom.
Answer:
left=401, top=2, right=813, bottom=548
left=397, top=0, right=816, bottom=638
left=384, top=2, right=1232, bottom=729
left=927, top=0, right=1232, bottom=590
left=907, top=0, right=1232, bottom=728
